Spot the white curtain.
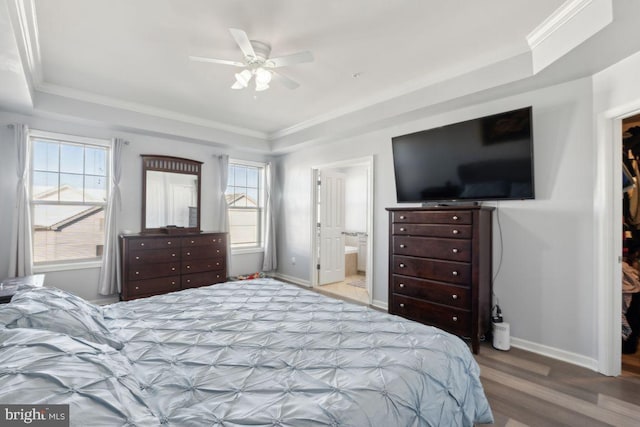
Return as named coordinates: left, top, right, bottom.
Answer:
left=8, top=124, right=33, bottom=277
left=215, top=154, right=231, bottom=274
left=262, top=162, right=277, bottom=271
left=98, top=138, right=124, bottom=295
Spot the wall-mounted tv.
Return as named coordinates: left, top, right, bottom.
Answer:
left=391, top=106, right=534, bottom=203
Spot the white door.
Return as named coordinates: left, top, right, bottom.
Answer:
left=319, top=170, right=346, bottom=285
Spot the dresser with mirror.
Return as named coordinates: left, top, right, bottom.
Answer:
left=120, top=155, right=227, bottom=301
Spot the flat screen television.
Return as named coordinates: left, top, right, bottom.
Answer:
left=391, top=106, right=534, bottom=203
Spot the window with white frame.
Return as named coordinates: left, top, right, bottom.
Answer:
left=226, top=161, right=265, bottom=249
left=29, top=131, right=110, bottom=265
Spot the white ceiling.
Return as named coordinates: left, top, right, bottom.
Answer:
left=2, top=0, right=640, bottom=153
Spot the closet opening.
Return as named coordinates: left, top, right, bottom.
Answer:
left=622, top=114, right=640, bottom=374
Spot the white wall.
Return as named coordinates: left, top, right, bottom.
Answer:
left=0, top=112, right=270, bottom=303
left=275, top=77, right=598, bottom=361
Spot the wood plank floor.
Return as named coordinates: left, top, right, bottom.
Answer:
left=476, top=343, right=640, bottom=426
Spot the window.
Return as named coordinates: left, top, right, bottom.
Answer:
left=226, top=161, right=264, bottom=250
left=29, top=131, right=110, bottom=266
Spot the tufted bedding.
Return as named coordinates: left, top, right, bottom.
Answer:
left=0, top=278, right=493, bottom=426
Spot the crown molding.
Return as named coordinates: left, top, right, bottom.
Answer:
left=269, top=43, right=527, bottom=141
left=6, top=0, right=42, bottom=90
left=35, top=82, right=268, bottom=140
left=527, top=0, right=595, bottom=49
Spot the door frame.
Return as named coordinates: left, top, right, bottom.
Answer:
left=310, top=156, right=374, bottom=303
left=596, top=102, right=640, bottom=376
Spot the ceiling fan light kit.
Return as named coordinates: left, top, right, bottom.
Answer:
left=190, top=28, right=313, bottom=92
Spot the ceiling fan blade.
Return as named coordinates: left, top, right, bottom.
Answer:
left=229, top=28, right=256, bottom=59
left=189, top=56, right=245, bottom=67
left=266, top=51, right=314, bottom=68
left=272, top=70, right=300, bottom=90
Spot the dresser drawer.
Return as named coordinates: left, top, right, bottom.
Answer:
left=128, top=262, right=180, bottom=280
left=182, top=257, right=225, bottom=274
left=393, top=236, right=471, bottom=262
left=392, top=295, right=471, bottom=336
left=128, top=237, right=180, bottom=250
left=392, top=275, right=470, bottom=309
left=181, top=245, right=225, bottom=260
left=392, top=223, right=472, bottom=239
left=182, top=234, right=226, bottom=248
left=392, top=255, right=470, bottom=285
left=182, top=271, right=226, bottom=289
left=129, top=248, right=180, bottom=264
left=393, top=211, right=472, bottom=225
left=128, top=276, right=180, bottom=297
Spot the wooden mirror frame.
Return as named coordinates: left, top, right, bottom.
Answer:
left=141, top=155, right=203, bottom=234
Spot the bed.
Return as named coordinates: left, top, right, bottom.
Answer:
left=0, top=278, right=493, bottom=426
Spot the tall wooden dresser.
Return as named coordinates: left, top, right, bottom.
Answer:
left=386, top=206, right=493, bottom=354
left=120, top=232, right=227, bottom=301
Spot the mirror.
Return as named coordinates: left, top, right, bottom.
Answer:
left=141, top=155, right=202, bottom=234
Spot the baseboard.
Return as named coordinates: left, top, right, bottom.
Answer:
left=372, top=299, right=388, bottom=311
left=510, top=336, right=598, bottom=371
left=272, top=273, right=311, bottom=288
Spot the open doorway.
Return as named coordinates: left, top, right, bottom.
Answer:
left=622, top=114, right=640, bottom=373
left=310, top=157, right=374, bottom=305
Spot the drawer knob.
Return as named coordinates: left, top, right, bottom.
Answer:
left=216, top=262, right=220, bottom=266
left=452, top=229, right=459, bottom=235
left=452, top=215, right=459, bottom=220
left=135, top=256, right=140, bottom=260
left=171, top=281, right=175, bottom=285
left=171, top=267, right=176, bottom=271
left=140, top=243, right=145, bottom=247
left=399, top=215, right=406, bottom=219
left=135, top=286, right=139, bottom=290
left=399, top=283, right=405, bottom=288
left=186, top=265, right=191, bottom=269
left=399, top=303, right=405, bottom=308
left=399, top=263, right=406, bottom=268
left=399, top=244, right=406, bottom=248
left=187, top=279, right=191, bottom=283
left=135, top=271, right=139, bottom=275
left=168, top=241, right=172, bottom=245
left=216, top=249, right=220, bottom=253
left=191, top=240, right=195, bottom=244
left=216, top=275, right=220, bottom=279
left=452, top=271, right=458, bottom=276
left=187, top=252, right=191, bottom=256
left=400, top=227, right=406, bottom=232
left=452, top=294, right=458, bottom=300
left=452, top=248, right=459, bottom=253
left=172, top=253, right=176, bottom=257
left=452, top=316, right=458, bottom=322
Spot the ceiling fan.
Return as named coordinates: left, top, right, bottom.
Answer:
left=189, top=28, right=313, bottom=92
